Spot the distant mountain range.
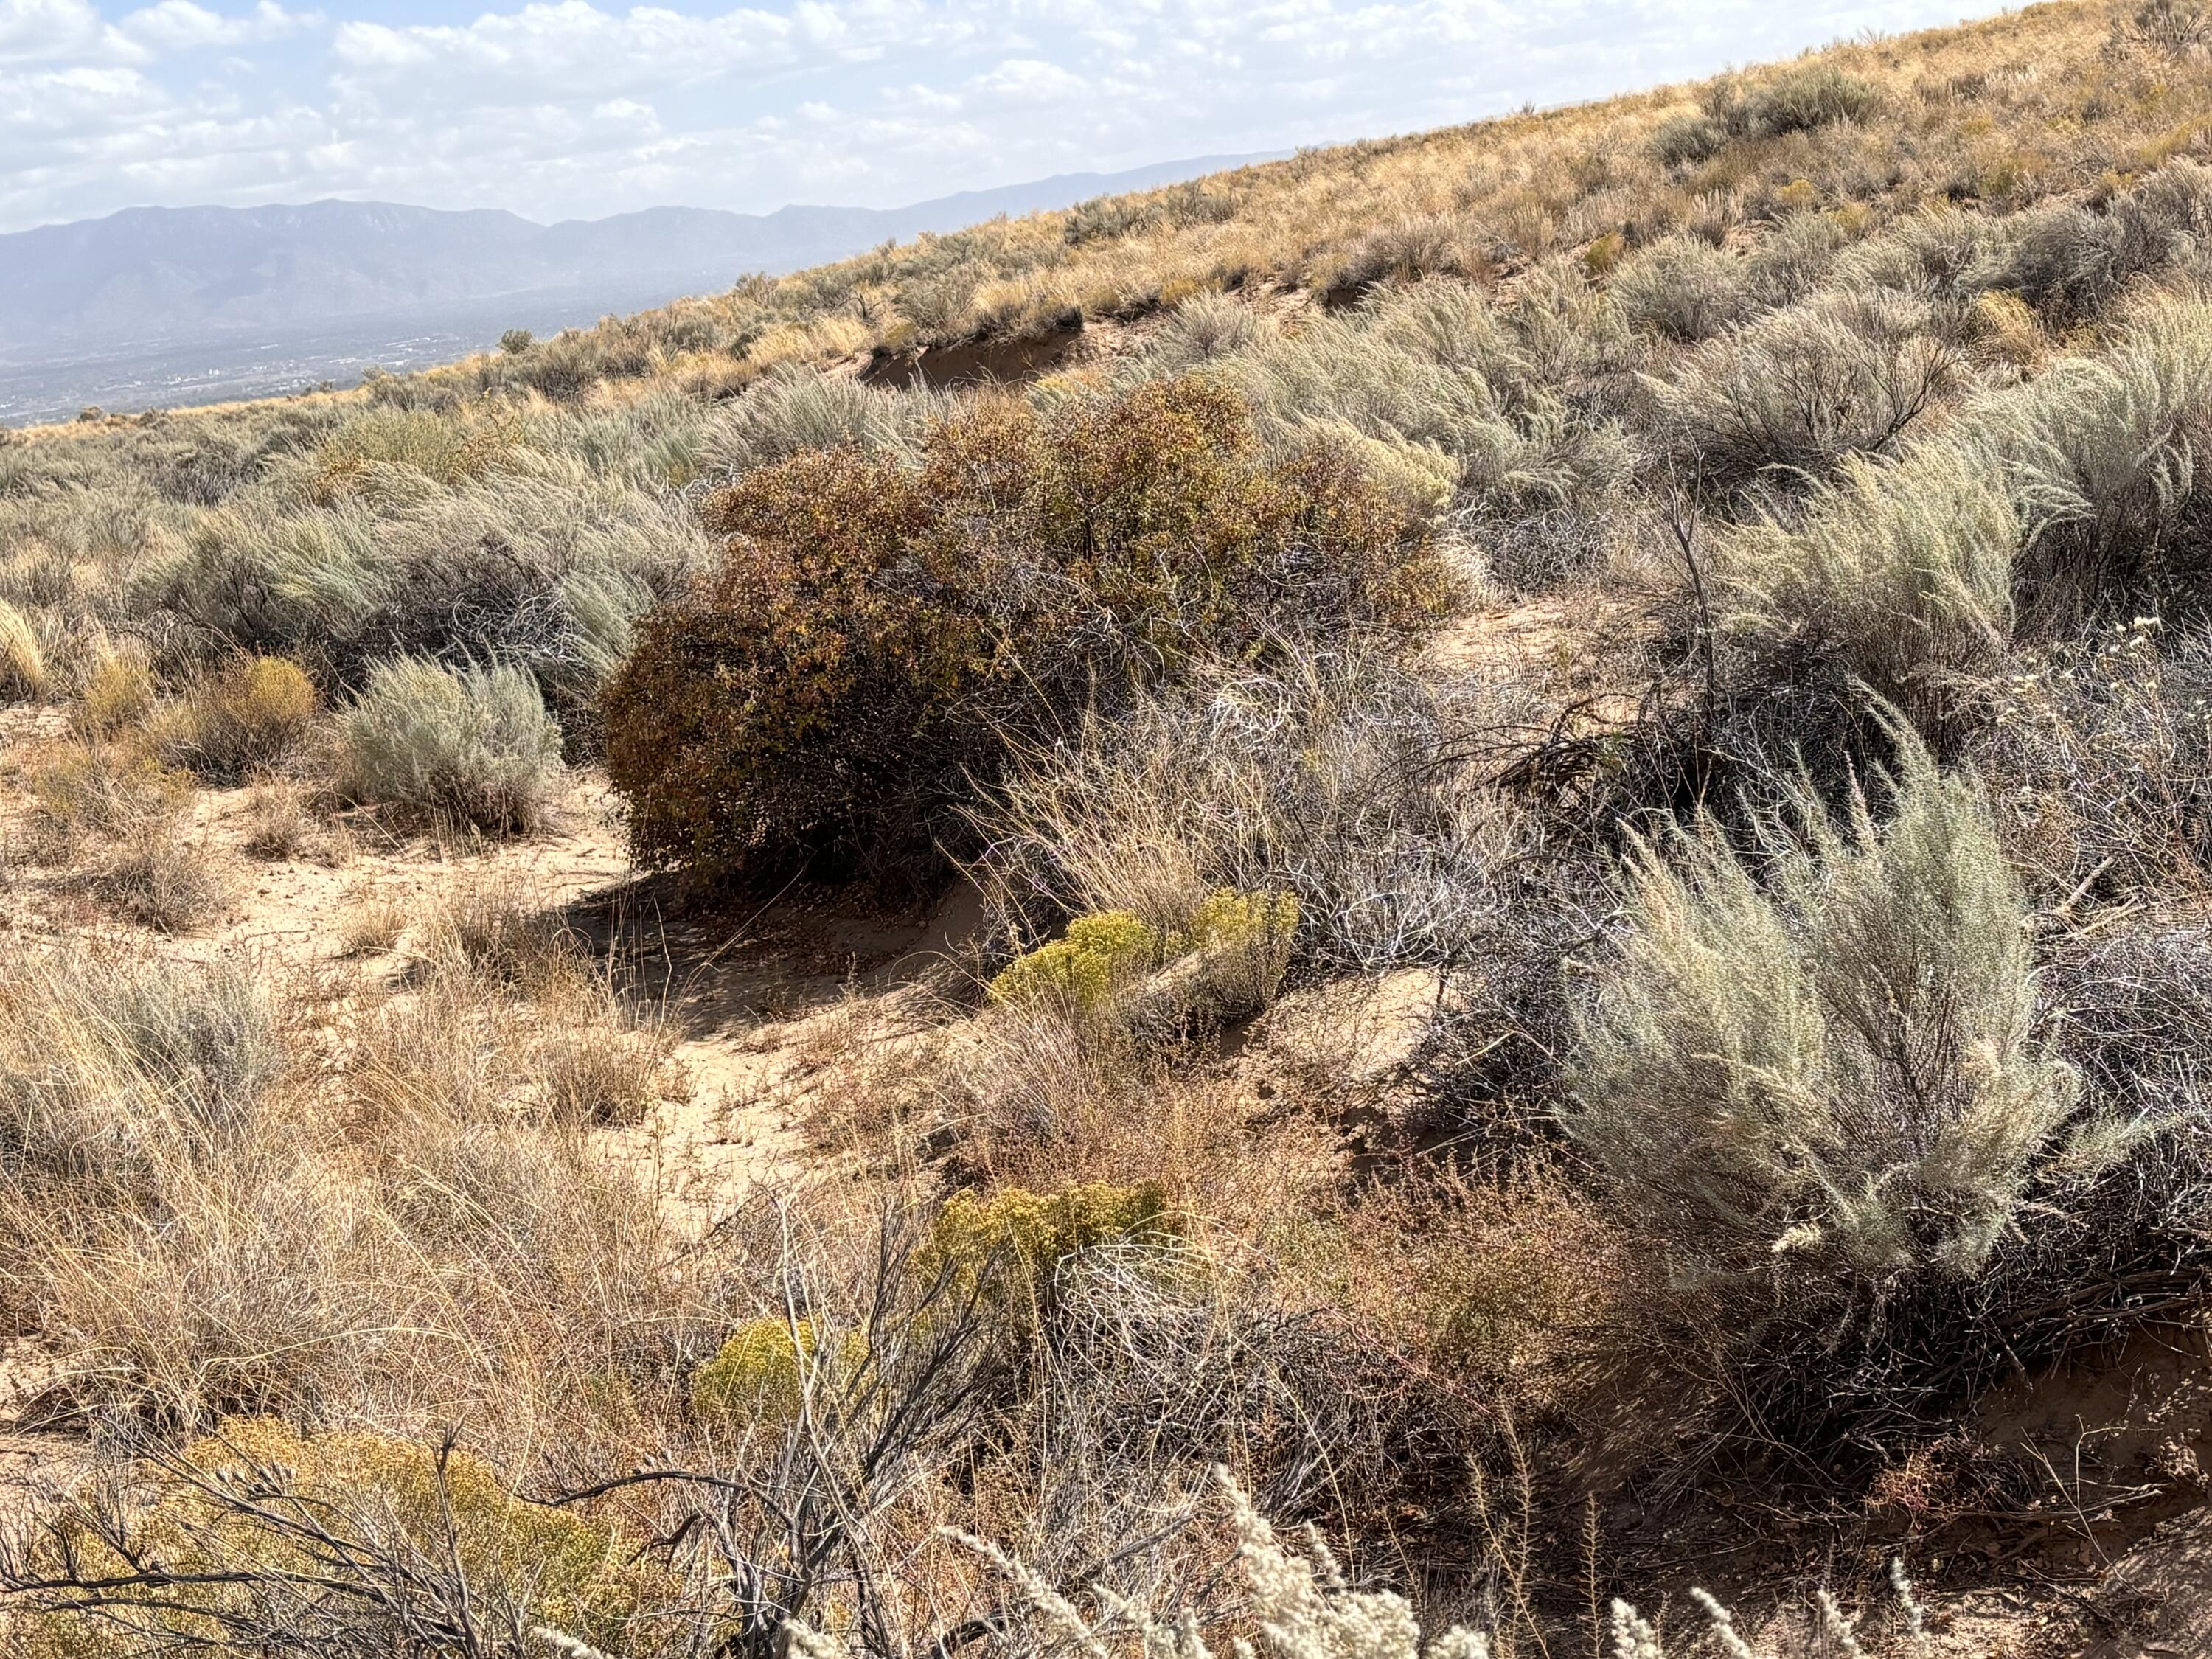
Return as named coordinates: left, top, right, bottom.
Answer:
left=0, top=153, right=1276, bottom=422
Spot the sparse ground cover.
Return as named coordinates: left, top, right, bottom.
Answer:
left=10, top=2, right=2212, bottom=1654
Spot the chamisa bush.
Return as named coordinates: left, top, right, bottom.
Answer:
left=333, top=657, right=564, bottom=835
left=11, top=1417, right=661, bottom=1658
left=603, top=376, right=1439, bottom=890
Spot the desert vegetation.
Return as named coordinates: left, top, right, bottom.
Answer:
left=7, top=1, right=2212, bottom=1654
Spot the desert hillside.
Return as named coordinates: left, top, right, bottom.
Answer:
left=6, top=2, right=2212, bottom=1654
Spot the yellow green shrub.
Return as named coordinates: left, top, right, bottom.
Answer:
left=692, top=1316, right=808, bottom=1425
left=70, top=645, right=155, bottom=739
left=16, top=1418, right=656, bottom=1655
left=690, top=1316, right=871, bottom=1427
left=988, top=910, right=1161, bottom=1011
left=1183, top=888, right=1299, bottom=950
left=1183, top=887, right=1301, bottom=1012
left=153, top=655, right=319, bottom=784
left=925, top=1181, right=1173, bottom=1290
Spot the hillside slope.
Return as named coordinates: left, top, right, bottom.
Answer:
left=5, top=3, right=2212, bottom=1655
left=392, top=0, right=2191, bottom=400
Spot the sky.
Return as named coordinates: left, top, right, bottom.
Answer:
left=2, top=0, right=2005, bottom=234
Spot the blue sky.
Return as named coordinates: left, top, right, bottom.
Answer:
left=2, top=0, right=2003, bottom=234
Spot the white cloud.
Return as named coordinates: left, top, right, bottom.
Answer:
left=967, top=55, right=1083, bottom=102
left=0, top=0, right=142, bottom=66
left=119, top=0, right=312, bottom=52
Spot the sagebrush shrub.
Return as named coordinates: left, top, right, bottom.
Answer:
left=1225, top=282, right=1631, bottom=574
left=1742, top=210, right=1854, bottom=309
left=135, top=466, right=702, bottom=728
left=333, top=657, right=563, bottom=835
left=697, top=362, right=950, bottom=479
left=1611, top=235, right=1748, bottom=342
left=1141, top=289, right=1270, bottom=372
left=1733, top=64, right=1881, bottom=136
left=604, top=377, right=1436, bottom=888
left=1986, top=160, right=2212, bottom=322
left=1653, top=290, right=1958, bottom=490
left=1647, top=112, right=1727, bottom=169
left=1566, top=727, right=2118, bottom=1288
left=1975, top=291, right=2212, bottom=627
left=1718, top=438, right=2016, bottom=726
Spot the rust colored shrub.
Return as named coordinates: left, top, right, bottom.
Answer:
left=604, top=377, right=1438, bottom=888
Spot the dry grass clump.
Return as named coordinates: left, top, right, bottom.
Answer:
left=973, top=649, right=1539, bottom=975
left=237, top=776, right=351, bottom=863
left=334, top=882, right=410, bottom=956
left=333, top=656, right=564, bottom=835
left=697, top=362, right=950, bottom=478
left=0, top=946, right=288, bottom=1172
left=18, top=735, right=231, bottom=930
left=26, top=740, right=189, bottom=854
left=0, top=932, right=705, bottom=1447
left=949, top=1467, right=1933, bottom=1659
left=69, top=640, right=156, bottom=738
left=0, top=599, right=49, bottom=701
left=418, top=874, right=582, bottom=990
left=346, top=877, right=684, bottom=1129
left=1140, top=288, right=1272, bottom=372
left=84, top=823, right=231, bottom=933
left=148, top=654, right=318, bottom=783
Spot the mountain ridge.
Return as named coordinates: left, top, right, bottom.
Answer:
left=0, top=155, right=1279, bottom=361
